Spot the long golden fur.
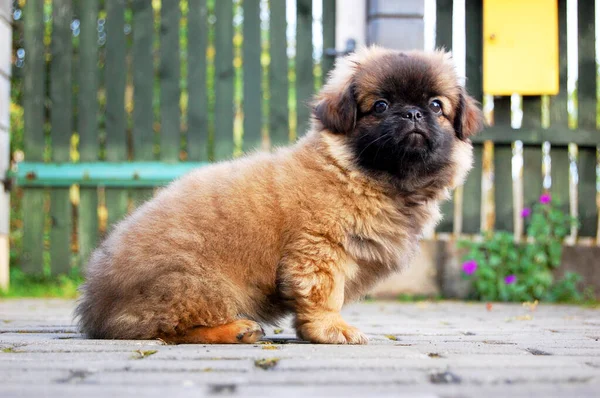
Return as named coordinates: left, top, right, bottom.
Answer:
left=76, top=46, right=484, bottom=344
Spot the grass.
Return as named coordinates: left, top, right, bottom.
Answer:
left=581, top=299, right=600, bottom=309
left=0, top=268, right=83, bottom=298
left=396, top=294, right=443, bottom=302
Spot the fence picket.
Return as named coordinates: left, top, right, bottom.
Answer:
left=577, top=0, right=597, bottom=238
left=295, top=0, right=313, bottom=139
left=49, top=0, right=74, bottom=274
left=268, top=0, right=289, bottom=146
left=521, top=96, right=544, bottom=227
left=493, top=99, right=513, bottom=233
left=549, top=0, right=570, bottom=212
left=321, top=0, right=335, bottom=81
left=461, top=0, right=484, bottom=235
left=22, top=0, right=46, bottom=274
left=242, top=0, right=262, bottom=152
left=131, top=0, right=155, bottom=205
left=159, top=2, right=181, bottom=162
left=77, top=0, right=100, bottom=266
left=435, top=0, right=454, bottom=234
left=436, top=0, right=453, bottom=51
left=187, top=0, right=209, bottom=161
left=214, top=0, right=235, bottom=159
left=105, top=0, right=127, bottom=160
left=105, top=0, right=129, bottom=232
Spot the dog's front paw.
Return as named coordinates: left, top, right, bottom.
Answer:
left=297, top=317, right=368, bottom=345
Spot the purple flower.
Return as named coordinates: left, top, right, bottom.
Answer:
left=521, top=207, right=532, bottom=218
left=462, top=260, right=478, bottom=275
left=539, top=193, right=551, bottom=204
left=504, top=274, right=517, bottom=285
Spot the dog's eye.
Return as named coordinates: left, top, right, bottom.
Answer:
left=429, top=99, right=443, bottom=115
left=374, top=100, right=388, bottom=114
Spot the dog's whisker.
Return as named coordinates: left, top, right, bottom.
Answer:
left=357, top=133, right=393, bottom=159
left=374, top=136, right=395, bottom=161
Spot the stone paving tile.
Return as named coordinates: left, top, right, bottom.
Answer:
left=0, top=383, right=597, bottom=398
left=0, top=359, right=138, bottom=372
left=145, top=343, right=429, bottom=361
left=10, top=342, right=167, bottom=353
left=86, top=368, right=427, bottom=386
left=457, top=367, right=600, bottom=384
left=1, top=369, right=76, bottom=384
left=0, top=299, right=599, bottom=397
left=0, top=351, right=136, bottom=362
left=0, top=332, right=82, bottom=343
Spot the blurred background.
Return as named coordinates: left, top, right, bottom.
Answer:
left=0, top=0, right=598, bottom=303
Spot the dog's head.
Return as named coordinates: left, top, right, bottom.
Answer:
left=313, top=47, right=484, bottom=188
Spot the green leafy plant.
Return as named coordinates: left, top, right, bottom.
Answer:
left=459, top=194, right=586, bottom=303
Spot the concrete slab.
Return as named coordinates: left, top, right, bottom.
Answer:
left=0, top=299, right=598, bottom=397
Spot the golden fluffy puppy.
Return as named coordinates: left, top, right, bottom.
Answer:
left=76, top=46, right=484, bottom=345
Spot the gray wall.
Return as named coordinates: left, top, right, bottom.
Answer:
left=367, top=0, right=424, bottom=50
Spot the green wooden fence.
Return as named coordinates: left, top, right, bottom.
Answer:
left=14, top=0, right=336, bottom=274
left=433, top=0, right=600, bottom=247
left=11, top=0, right=600, bottom=276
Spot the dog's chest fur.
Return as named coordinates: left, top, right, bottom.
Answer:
left=340, top=192, right=443, bottom=302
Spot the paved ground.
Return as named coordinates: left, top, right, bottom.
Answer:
left=0, top=299, right=599, bottom=397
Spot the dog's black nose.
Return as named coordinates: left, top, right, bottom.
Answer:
left=401, top=109, right=423, bottom=121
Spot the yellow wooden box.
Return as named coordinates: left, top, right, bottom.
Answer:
left=483, top=0, right=559, bottom=95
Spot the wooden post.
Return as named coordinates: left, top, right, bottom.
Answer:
left=0, top=0, right=11, bottom=290
left=336, top=0, right=366, bottom=49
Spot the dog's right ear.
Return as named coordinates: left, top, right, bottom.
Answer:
left=454, top=90, right=485, bottom=140
left=313, top=83, right=357, bottom=135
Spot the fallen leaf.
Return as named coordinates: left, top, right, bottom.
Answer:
left=506, top=314, right=533, bottom=322
left=254, top=358, right=280, bottom=370
left=515, top=314, right=533, bottom=321
left=273, top=329, right=283, bottom=335
left=522, top=300, right=539, bottom=312
left=384, top=334, right=397, bottom=341
left=486, top=302, right=493, bottom=311
left=131, top=350, right=158, bottom=359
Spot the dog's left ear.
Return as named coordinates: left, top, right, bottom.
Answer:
left=454, top=91, right=485, bottom=140
left=313, top=83, right=357, bottom=135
